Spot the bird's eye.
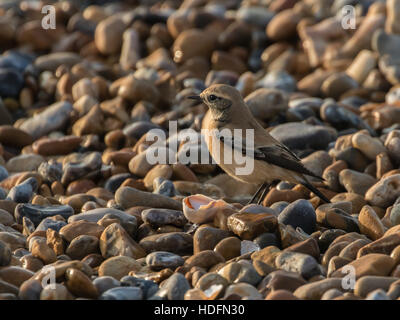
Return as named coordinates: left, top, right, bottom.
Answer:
left=209, top=94, right=218, bottom=101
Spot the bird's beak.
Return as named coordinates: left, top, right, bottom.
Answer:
left=187, top=95, right=203, bottom=102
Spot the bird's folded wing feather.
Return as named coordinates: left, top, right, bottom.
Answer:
left=255, top=145, right=323, bottom=180
left=218, top=135, right=322, bottom=180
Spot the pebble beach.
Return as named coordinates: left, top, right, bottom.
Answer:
left=0, top=0, right=400, bottom=301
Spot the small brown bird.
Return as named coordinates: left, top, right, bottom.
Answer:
left=189, top=84, right=330, bottom=205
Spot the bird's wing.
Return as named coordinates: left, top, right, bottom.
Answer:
left=255, top=144, right=323, bottom=180
left=218, top=135, right=323, bottom=180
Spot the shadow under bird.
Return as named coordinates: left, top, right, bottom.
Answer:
left=188, top=84, right=331, bottom=205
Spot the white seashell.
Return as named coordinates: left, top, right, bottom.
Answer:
left=182, top=194, right=236, bottom=224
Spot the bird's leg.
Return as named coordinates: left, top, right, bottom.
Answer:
left=248, top=183, right=267, bottom=205
left=257, top=182, right=271, bottom=205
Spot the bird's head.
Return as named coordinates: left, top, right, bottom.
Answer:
left=188, top=84, right=242, bottom=122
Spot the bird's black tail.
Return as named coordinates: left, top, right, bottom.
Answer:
left=301, top=180, right=331, bottom=203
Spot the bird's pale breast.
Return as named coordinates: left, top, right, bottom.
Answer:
left=204, top=126, right=304, bottom=185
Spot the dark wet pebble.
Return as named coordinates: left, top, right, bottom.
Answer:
left=146, top=251, right=184, bottom=271
left=270, top=201, right=289, bottom=213
left=257, top=71, right=297, bottom=92
left=320, top=100, right=375, bottom=135
left=123, top=121, right=162, bottom=140
left=93, top=276, right=120, bottom=295
left=36, top=218, right=67, bottom=232
left=0, top=68, right=24, bottom=97
left=152, top=273, right=190, bottom=300
left=253, top=232, right=280, bottom=249
left=18, top=278, right=42, bottom=300
left=270, top=122, right=337, bottom=150
left=286, top=106, right=316, bottom=121
left=276, top=182, right=294, bottom=191
left=15, top=203, right=74, bottom=226
left=100, top=287, right=143, bottom=300
left=0, top=188, right=7, bottom=200
left=0, top=51, right=33, bottom=72
left=0, top=166, right=8, bottom=182
left=278, top=199, right=317, bottom=234
left=153, top=178, right=176, bottom=197
left=237, top=6, right=273, bottom=28
left=104, top=173, right=132, bottom=193
left=61, top=152, right=102, bottom=185
left=7, top=177, right=38, bottom=203
left=0, top=240, right=11, bottom=266
left=141, top=208, right=187, bottom=228
left=317, top=229, right=347, bottom=252
left=120, top=276, right=159, bottom=299
left=0, top=100, right=12, bottom=125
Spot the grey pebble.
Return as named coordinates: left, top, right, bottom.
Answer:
left=278, top=199, right=316, bottom=234
left=93, top=276, right=120, bottom=295
left=146, top=251, right=184, bottom=271
left=275, top=251, right=321, bottom=279
left=0, top=166, right=8, bottom=182
left=120, top=276, right=159, bottom=299
left=100, top=287, right=143, bottom=300
left=153, top=273, right=190, bottom=300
